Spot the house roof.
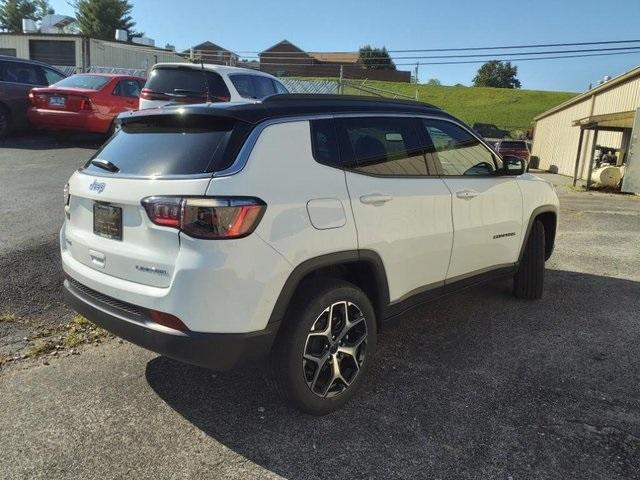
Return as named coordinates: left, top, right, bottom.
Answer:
left=260, top=39, right=307, bottom=54
left=308, top=52, right=359, bottom=63
left=534, top=65, right=640, bottom=122
left=187, top=41, right=237, bottom=57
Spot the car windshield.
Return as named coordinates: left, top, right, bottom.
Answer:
left=52, top=75, right=110, bottom=90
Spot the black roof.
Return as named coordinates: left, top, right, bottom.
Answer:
left=120, top=94, right=450, bottom=126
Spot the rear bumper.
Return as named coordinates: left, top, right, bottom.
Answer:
left=64, top=278, right=279, bottom=371
left=27, top=107, right=111, bottom=134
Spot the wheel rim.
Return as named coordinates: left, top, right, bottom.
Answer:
left=302, top=301, right=368, bottom=398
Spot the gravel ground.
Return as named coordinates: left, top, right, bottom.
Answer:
left=0, top=135, right=639, bottom=479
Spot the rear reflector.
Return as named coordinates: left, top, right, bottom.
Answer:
left=148, top=309, right=190, bottom=332
left=141, top=196, right=266, bottom=239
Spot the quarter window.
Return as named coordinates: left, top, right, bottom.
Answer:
left=113, top=79, right=142, bottom=97
left=310, top=119, right=340, bottom=167
left=422, top=119, right=497, bottom=176
left=230, top=74, right=284, bottom=99
left=43, top=67, right=65, bottom=85
left=335, top=117, right=428, bottom=176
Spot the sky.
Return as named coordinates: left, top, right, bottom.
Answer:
left=48, top=0, right=640, bottom=92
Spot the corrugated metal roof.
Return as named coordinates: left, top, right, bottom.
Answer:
left=534, top=65, right=640, bottom=121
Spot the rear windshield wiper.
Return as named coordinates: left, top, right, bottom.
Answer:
left=172, top=89, right=206, bottom=97
left=90, top=158, right=120, bottom=173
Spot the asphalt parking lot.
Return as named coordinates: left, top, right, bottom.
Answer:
left=1, top=133, right=639, bottom=479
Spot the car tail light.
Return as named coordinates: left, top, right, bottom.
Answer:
left=148, top=309, right=189, bottom=332
left=140, top=88, right=170, bottom=101
left=28, top=91, right=35, bottom=105
left=79, top=96, right=93, bottom=111
left=141, top=196, right=266, bottom=239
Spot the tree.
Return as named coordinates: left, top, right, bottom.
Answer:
left=358, top=45, right=395, bottom=70
left=72, top=0, right=136, bottom=40
left=426, top=78, right=441, bottom=86
left=0, top=0, right=54, bottom=32
left=473, top=60, right=521, bottom=89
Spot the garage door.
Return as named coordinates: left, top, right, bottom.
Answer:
left=29, top=40, right=76, bottom=66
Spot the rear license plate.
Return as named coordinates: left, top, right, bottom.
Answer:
left=49, top=95, right=65, bottom=107
left=93, top=203, right=122, bottom=240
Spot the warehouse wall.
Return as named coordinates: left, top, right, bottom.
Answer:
left=0, top=34, right=82, bottom=67
left=88, top=39, right=185, bottom=71
left=532, top=73, right=640, bottom=179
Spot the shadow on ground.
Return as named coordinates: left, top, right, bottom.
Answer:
left=146, top=270, right=640, bottom=480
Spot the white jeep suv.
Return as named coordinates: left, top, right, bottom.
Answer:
left=61, top=95, right=559, bottom=415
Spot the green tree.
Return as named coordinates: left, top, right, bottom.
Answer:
left=426, top=78, right=441, bottom=86
left=72, top=0, right=136, bottom=40
left=0, top=0, right=54, bottom=32
left=358, top=45, right=395, bottom=70
left=473, top=60, right=521, bottom=89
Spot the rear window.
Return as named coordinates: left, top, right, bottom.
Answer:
left=83, top=116, right=237, bottom=176
left=499, top=141, right=527, bottom=149
left=53, top=75, right=110, bottom=90
left=146, top=67, right=230, bottom=99
left=229, top=74, right=287, bottom=99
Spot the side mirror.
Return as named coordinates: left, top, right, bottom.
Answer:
left=502, top=155, right=526, bottom=175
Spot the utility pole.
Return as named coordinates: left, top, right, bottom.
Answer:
left=414, top=61, right=420, bottom=84
left=339, top=65, right=344, bottom=95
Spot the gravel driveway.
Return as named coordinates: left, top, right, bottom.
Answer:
left=0, top=134, right=639, bottom=479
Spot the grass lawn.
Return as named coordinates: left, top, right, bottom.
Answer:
left=287, top=78, right=577, bottom=135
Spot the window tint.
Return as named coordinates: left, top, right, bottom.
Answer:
left=43, top=67, right=65, bottom=85
left=336, top=117, right=428, bottom=176
left=229, top=74, right=280, bottom=99
left=0, top=61, right=43, bottom=85
left=84, top=116, right=236, bottom=176
left=54, top=74, right=110, bottom=90
left=113, top=79, right=141, bottom=97
left=422, top=119, right=496, bottom=176
left=274, top=80, right=289, bottom=94
left=146, top=67, right=231, bottom=100
left=310, top=119, right=340, bottom=167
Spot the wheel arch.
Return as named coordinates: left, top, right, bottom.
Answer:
left=519, top=206, right=558, bottom=262
left=268, top=250, right=390, bottom=329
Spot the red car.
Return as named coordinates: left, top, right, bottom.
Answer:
left=27, top=73, right=145, bottom=135
left=494, top=140, right=531, bottom=162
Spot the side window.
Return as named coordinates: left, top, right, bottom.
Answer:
left=229, top=74, right=278, bottom=99
left=310, top=119, right=340, bottom=167
left=113, top=79, right=141, bottom=97
left=336, top=117, right=428, bottom=176
left=273, top=80, right=288, bottom=94
left=3, top=61, right=43, bottom=85
left=43, top=67, right=65, bottom=86
left=422, top=119, right=497, bottom=176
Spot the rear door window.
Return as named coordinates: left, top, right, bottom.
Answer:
left=229, top=74, right=282, bottom=99
left=84, top=116, right=238, bottom=176
left=334, top=117, right=428, bottom=176
left=146, top=67, right=231, bottom=100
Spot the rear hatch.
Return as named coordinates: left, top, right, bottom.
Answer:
left=64, top=113, right=244, bottom=288
left=498, top=141, right=530, bottom=159
left=140, top=66, right=231, bottom=109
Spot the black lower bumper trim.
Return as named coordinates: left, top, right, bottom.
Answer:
left=64, top=279, right=279, bottom=371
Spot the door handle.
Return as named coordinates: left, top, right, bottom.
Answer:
left=455, top=189, right=479, bottom=200
left=360, top=194, right=393, bottom=205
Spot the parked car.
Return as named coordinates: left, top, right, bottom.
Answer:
left=495, top=140, right=531, bottom=165
left=27, top=73, right=145, bottom=135
left=0, top=55, right=67, bottom=137
left=61, top=95, right=558, bottom=415
left=139, top=63, right=289, bottom=109
left=472, top=122, right=511, bottom=139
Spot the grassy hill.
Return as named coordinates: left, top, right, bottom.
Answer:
left=336, top=80, right=576, bottom=135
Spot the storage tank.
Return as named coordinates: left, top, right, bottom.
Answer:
left=591, top=166, right=622, bottom=188
left=115, top=29, right=128, bottom=42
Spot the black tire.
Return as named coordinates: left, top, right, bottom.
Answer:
left=513, top=220, right=545, bottom=299
left=268, top=278, right=377, bottom=415
left=0, top=109, right=10, bottom=138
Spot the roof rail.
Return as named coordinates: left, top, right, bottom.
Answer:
left=263, top=93, right=439, bottom=110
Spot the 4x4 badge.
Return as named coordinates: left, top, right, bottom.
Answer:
left=89, top=179, right=106, bottom=193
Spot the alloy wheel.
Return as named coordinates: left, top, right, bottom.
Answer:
left=302, top=301, right=368, bottom=398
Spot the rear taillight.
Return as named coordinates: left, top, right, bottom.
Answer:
left=28, top=91, right=35, bottom=105
left=79, top=96, right=93, bottom=111
left=140, top=88, right=170, bottom=101
left=141, top=196, right=266, bottom=239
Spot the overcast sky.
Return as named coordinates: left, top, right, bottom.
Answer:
left=49, top=0, right=640, bottom=92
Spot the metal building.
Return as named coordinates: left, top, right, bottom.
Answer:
left=0, top=33, right=185, bottom=74
left=531, top=66, right=640, bottom=193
